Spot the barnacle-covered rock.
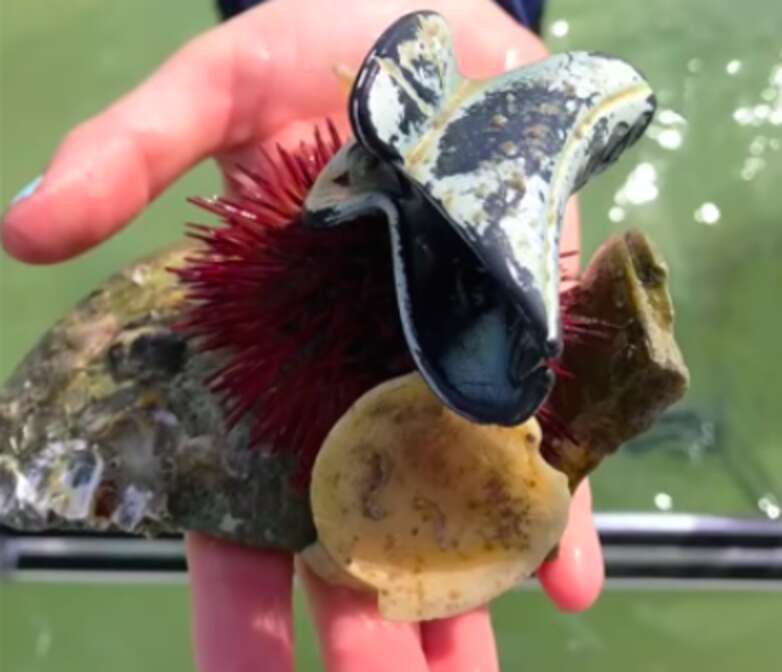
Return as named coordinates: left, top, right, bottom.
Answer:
left=0, top=244, right=314, bottom=549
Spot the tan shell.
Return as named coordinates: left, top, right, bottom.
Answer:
left=305, top=372, right=570, bottom=621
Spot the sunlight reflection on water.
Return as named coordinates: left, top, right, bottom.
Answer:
left=547, top=0, right=782, bottom=518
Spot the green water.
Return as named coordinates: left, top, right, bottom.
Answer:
left=1, top=0, right=781, bottom=670
left=2, top=582, right=780, bottom=672
left=549, top=0, right=782, bottom=517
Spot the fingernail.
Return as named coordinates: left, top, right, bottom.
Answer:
left=10, top=175, right=43, bottom=205
left=504, top=47, right=521, bottom=71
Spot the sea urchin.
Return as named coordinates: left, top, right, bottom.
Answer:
left=174, top=123, right=599, bottom=482
left=175, top=123, right=412, bottom=481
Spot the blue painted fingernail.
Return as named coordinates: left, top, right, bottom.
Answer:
left=11, top=175, right=43, bottom=205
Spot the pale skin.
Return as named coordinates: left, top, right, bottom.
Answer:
left=1, top=1, right=603, bottom=670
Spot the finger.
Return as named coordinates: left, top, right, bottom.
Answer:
left=297, top=560, right=429, bottom=672
left=1, top=0, right=546, bottom=263
left=421, top=607, right=498, bottom=672
left=537, top=480, right=604, bottom=612
left=186, top=533, right=294, bottom=672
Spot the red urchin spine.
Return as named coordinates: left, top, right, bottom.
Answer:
left=538, top=282, right=621, bottom=466
left=174, top=123, right=412, bottom=483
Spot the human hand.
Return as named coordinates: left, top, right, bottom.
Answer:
left=1, top=1, right=603, bottom=670
left=187, top=482, right=599, bottom=672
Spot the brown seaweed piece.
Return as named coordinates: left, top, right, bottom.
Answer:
left=547, top=229, right=690, bottom=491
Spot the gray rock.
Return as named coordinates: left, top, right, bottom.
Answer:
left=0, top=244, right=314, bottom=550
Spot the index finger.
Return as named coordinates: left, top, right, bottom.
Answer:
left=1, top=0, right=547, bottom=263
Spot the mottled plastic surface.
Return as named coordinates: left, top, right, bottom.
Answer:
left=307, top=11, right=656, bottom=426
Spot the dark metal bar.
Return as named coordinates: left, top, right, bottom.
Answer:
left=2, top=513, right=781, bottom=585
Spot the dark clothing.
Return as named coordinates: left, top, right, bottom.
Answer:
left=216, top=0, right=545, bottom=33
